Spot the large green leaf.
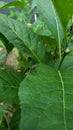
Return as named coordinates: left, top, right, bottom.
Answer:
left=0, top=70, right=23, bottom=104
left=19, top=64, right=73, bottom=130
left=32, top=0, right=64, bottom=59
left=53, top=0, right=73, bottom=28
left=0, top=13, right=45, bottom=63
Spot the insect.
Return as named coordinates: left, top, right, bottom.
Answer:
left=30, top=6, right=38, bottom=23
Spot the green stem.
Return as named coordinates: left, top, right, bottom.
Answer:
left=58, top=52, right=66, bottom=70
left=58, top=33, right=72, bottom=70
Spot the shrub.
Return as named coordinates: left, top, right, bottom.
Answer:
left=0, top=0, right=73, bottom=129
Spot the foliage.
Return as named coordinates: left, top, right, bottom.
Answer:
left=0, top=0, right=73, bottom=129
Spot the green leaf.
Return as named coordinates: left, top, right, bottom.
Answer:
left=32, top=19, right=52, bottom=37
left=0, top=49, right=7, bottom=61
left=53, top=0, right=73, bottom=28
left=19, top=64, right=73, bottom=130
left=32, top=0, right=64, bottom=59
left=0, top=33, right=13, bottom=53
left=0, top=13, right=45, bottom=63
left=0, top=70, right=23, bottom=104
left=0, top=48, right=7, bottom=69
left=0, top=1, right=25, bottom=8
left=61, top=51, right=73, bottom=70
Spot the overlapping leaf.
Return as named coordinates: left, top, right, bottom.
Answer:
left=0, top=13, right=45, bottom=63
left=32, top=0, right=64, bottom=59
left=53, top=0, right=73, bottom=28
left=0, top=1, right=25, bottom=8
left=32, top=0, right=64, bottom=41
left=0, top=70, right=23, bottom=104
left=0, top=33, right=13, bottom=52
left=19, top=64, right=73, bottom=130
left=32, top=19, right=52, bottom=37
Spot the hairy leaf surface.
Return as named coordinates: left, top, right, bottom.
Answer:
left=19, top=64, right=73, bottom=130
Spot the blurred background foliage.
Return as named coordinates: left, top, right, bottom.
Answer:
left=0, top=0, right=33, bottom=70
left=0, top=0, right=32, bottom=23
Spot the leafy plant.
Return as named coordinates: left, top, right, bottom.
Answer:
left=0, top=0, right=73, bottom=129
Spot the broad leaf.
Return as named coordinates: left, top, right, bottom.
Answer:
left=0, top=1, right=25, bottom=8
left=53, top=0, right=73, bottom=28
left=0, top=70, right=23, bottom=104
left=32, top=0, right=64, bottom=59
left=0, top=13, right=45, bottom=63
left=19, top=64, right=73, bottom=130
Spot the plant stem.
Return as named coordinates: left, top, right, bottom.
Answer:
left=58, top=32, right=72, bottom=70
left=58, top=52, right=66, bottom=70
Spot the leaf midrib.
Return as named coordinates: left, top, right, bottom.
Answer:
left=50, top=0, right=61, bottom=60
left=58, top=70, right=67, bottom=130
left=6, top=20, right=41, bottom=63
